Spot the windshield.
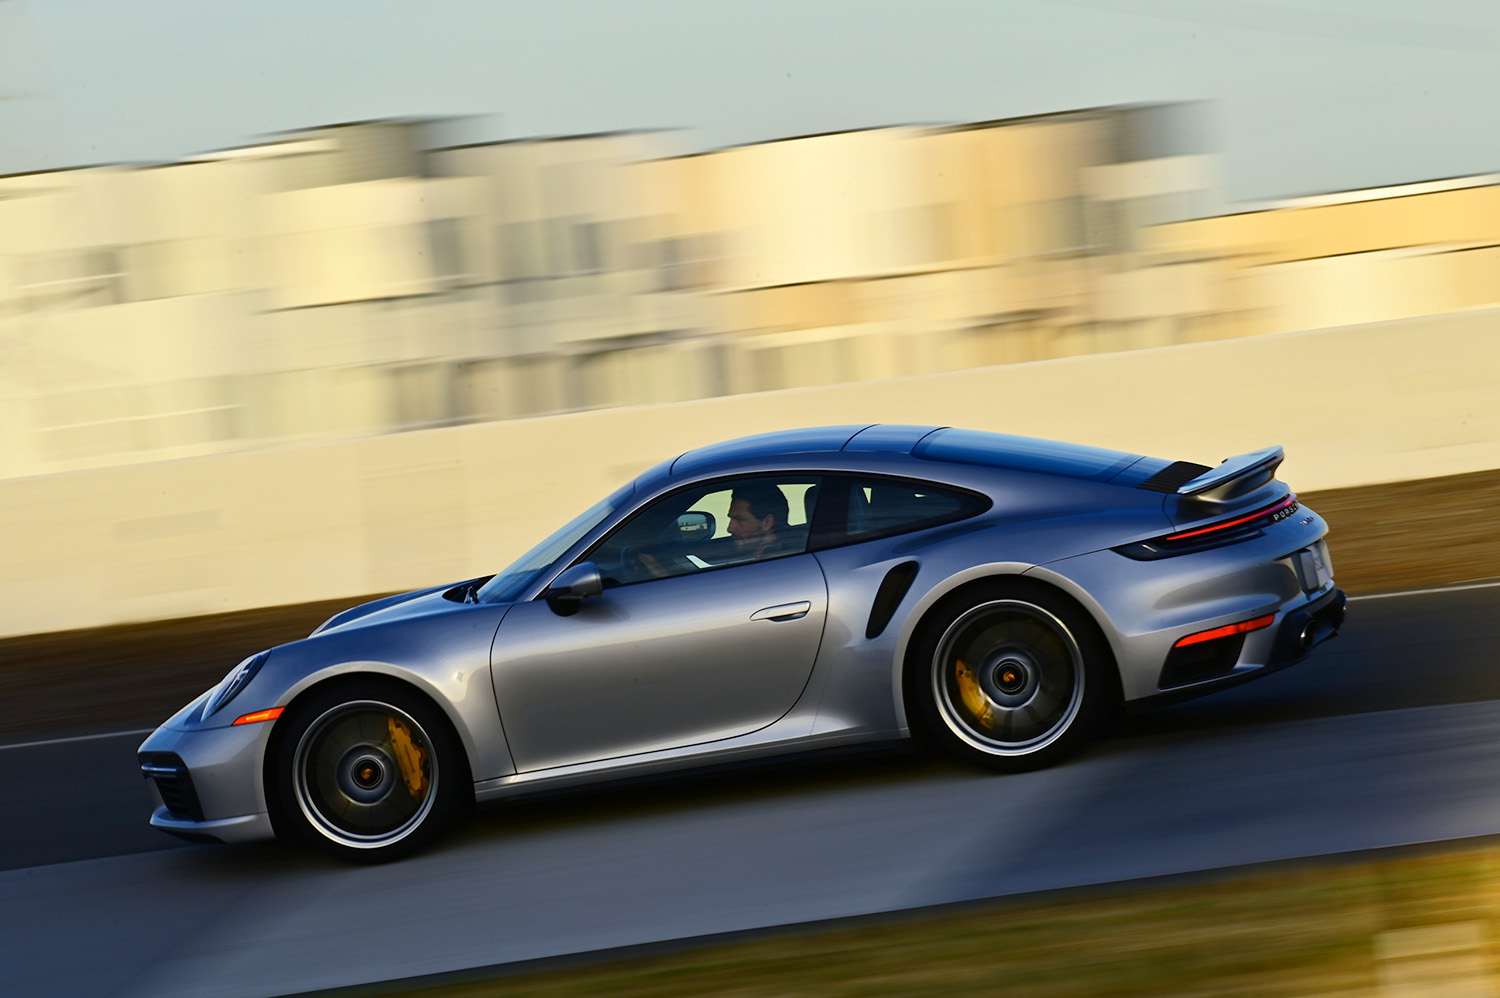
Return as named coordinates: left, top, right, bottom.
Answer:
left=475, top=484, right=632, bottom=603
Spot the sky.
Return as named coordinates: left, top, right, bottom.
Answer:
left=4, top=0, right=1500, bottom=203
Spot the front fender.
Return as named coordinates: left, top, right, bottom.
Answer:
left=232, top=608, right=518, bottom=784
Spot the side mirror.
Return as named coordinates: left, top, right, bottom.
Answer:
left=543, top=562, right=603, bottom=616
left=676, top=511, right=713, bottom=541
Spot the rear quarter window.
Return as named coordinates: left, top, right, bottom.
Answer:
left=811, top=475, right=990, bottom=548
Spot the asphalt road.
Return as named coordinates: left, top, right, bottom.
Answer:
left=3, top=583, right=1499, bottom=997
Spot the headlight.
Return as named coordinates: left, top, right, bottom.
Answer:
left=202, top=650, right=271, bottom=720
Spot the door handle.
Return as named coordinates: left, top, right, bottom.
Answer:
left=750, top=601, right=811, bottom=622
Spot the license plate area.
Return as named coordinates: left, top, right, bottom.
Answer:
left=1295, top=540, right=1333, bottom=593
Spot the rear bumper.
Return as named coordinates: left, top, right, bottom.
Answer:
left=1128, top=587, right=1345, bottom=712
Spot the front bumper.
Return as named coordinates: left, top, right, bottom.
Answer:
left=138, top=716, right=278, bottom=845
left=146, top=804, right=275, bottom=844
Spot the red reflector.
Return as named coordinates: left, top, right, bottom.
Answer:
left=232, top=706, right=284, bottom=726
left=1164, top=494, right=1297, bottom=542
left=1174, top=614, right=1276, bottom=648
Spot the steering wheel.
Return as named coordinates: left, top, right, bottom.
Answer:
left=619, top=545, right=651, bottom=579
left=620, top=545, right=694, bottom=580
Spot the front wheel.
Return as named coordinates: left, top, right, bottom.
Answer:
left=914, top=583, right=1113, bottom=772
left=273, top=681, right=466, bottom=862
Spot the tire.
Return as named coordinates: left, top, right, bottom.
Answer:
left=912, top=581, right=1113, bottom=773
left=272, top=680, right=467, bottom=862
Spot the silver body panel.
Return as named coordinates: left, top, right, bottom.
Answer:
left=139, top=425, right=1342, bottom=843
left=490, top=554, right=828, bottom=771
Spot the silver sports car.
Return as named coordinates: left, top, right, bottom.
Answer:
left=140, top=425, right=1345, bottom=861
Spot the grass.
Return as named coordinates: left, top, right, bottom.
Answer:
left=342, top=841, right=1500, bottom=997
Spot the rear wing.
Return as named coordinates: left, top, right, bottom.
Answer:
left=1177, top=446, right=1285, bottom=502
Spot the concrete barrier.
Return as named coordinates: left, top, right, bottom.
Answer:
left=3, top=308, right=1497, bottom=638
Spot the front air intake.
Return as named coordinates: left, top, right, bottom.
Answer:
left=140, top=753, right=205, bottom=822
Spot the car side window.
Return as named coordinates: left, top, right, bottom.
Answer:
left=811, top=475, right=989, bottom=548
left=589, top=476, right=820, bottom=587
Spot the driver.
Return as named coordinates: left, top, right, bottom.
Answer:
left=727, top=483, right=791, bottom=562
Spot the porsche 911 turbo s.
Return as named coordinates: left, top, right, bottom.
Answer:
left=139, top=425, right=1345, bottom=861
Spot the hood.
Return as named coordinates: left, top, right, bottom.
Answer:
left=310, top=578, right=490, bottom=637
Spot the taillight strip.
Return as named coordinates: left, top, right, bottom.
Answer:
left=1164, top=494, right=1297, bottom=542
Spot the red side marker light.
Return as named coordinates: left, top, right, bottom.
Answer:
left=232, top=706, right=285, bottom=726
left=1174, top=615, right=1275, bottom=648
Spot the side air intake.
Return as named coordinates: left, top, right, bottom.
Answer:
left=866, top=561, right=919, bottom=639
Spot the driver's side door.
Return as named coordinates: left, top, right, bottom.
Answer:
left=490, top=476, right=827, bottom=773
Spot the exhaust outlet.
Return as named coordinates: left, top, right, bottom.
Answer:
left=1298, top=618, right=1318, bottom=650
left=1276, top=609, right=1315, bottom=658
left=1269, top=589, right=1345, bottom=667
left=1325, top=591, right=1347, bottom=632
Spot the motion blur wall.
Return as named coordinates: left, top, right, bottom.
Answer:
left=3, top=102, right=1500, bottom=635
left=7, top=103, right=1498, bottom=484
left=4, top=105, right=1221, bottom=479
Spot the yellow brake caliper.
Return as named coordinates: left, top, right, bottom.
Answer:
left=387, top=716, right=430, bottom=799
left=954, top=658, right=996, bottom=730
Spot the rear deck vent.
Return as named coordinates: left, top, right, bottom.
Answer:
left=1139, top=461, right=1212, bottom=494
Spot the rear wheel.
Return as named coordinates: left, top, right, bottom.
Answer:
left=273, top=681, right=465, bottom=862
left=914, top=582, right=1112, bottom=772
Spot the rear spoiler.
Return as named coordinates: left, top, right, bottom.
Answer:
left=1177, top=446, right=1284, bottom=500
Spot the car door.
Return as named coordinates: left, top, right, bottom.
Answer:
left=490, top=476, right=828, bottom=773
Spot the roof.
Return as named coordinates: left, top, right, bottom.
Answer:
left=667, top=424, right=1152, bottom=485
left=670, top=425, right=873, bottom=476
left=913, top=429, right=1145, bottom=483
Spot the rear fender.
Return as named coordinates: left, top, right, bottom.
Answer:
left=888, top=561, right=1034, bottom=731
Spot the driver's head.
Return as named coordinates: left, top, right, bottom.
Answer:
left=728, top=483, right=788, bottom=550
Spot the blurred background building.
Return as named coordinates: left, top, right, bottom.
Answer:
left=2, top=100, right=1497, bottom=482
